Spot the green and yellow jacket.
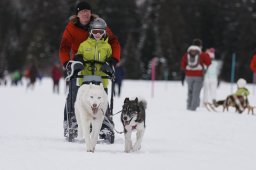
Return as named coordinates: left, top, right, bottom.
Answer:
left=235, top=87, right=250, bottom=97
left=77, top=37, right=112, bottom=88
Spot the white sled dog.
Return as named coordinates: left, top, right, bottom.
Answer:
left=121, top=97, right=147, bottom=152
left=75, top=83, right=108, bottom=152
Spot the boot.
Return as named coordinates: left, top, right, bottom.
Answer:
left=63, top=121, right=68, bottom=137
left=99, top=118, right=115, bottom=143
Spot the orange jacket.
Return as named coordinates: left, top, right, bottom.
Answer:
left=59, top=17, right=121, bottom=65
left=250, top=54, right=256, bottom=72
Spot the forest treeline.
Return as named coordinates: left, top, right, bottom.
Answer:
left=0, top=0, right=256, bottom=81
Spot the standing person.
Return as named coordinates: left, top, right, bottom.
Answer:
left=203, top=48, right=222, bottom=105
left=11, top=70, right=22, bottom=86
left=26, top=63, right=39, bottom=90
left=250, top=52, right=256, bottom=83
left=51, top=63, right=62, bottom=94
left=114, top=63, right=125, bottom=97
left=180, top=39, right=211, bottom=111
left=0, top=61, right=7, bottom=85
left=59, top=1, right=121, bottom=140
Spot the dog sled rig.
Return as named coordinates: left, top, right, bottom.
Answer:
left=204, top=96, right=255, bottom=115
left=65, top=58, right=116, bottom=143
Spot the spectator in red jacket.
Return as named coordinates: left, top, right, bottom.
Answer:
left=181, top=39, right=211, bottom=111
left=59, top=1, right=121, bottom=139
left=51, top=63, right=62, bottom=94
left=250, top=52, right=256, bottom=83
left=26, top=63, right=39, bottom=90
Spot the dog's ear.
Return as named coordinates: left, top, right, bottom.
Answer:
left=124, top=97, right=129, bottom=103
left=99, top=83, right=103, bottom=88
left=135, top=97, right=138, bottom=103
left=89, top=82, right=93, bottom=88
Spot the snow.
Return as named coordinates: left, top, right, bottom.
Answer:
left=1, top=78, right=256, bottom=170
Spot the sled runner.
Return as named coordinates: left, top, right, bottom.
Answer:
left=65, top=60, right=115, bottom=143
left=204, top=102, right=217, bottom=112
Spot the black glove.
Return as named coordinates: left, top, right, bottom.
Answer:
left=64, top=54, right=84, bottom=71
left=106, top=57, right=118, bottom=67
left=65, top=60, right=84, bottom=80
left=74, top=54, right=84, bottom=64
left=181, top=70, right=185, bottom=86
left=63, top=61, right=70, bottom=70
left=100, top=62, right=114, bottom=77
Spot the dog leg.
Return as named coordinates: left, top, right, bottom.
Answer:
left=247, top=106, right=251, bottom=114
left=83, top=120, right=93, bottom=152
left=75, top=107, right=83, bottom=140
left=124, top=130, right=132, bottom=153
left=90, top=119, right=103, bottom=152
left=133, top=124, right=145, bottom=151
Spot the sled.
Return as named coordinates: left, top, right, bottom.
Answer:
left=65, top=60, right=115, bottom=143
left=204, top=102, right=217, bottom=112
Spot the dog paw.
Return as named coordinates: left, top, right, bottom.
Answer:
left=124, top=149, right=132, bottom=153
left=86, top=149, right=94, bottom=153
left=86, top=145, right=95, bottom=152
left=133, top=143, right=141, bottom=151
left=125, top=144, right=133, bottom=153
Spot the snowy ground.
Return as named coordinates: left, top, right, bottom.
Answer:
left=0, top=78, right=256, bottom=170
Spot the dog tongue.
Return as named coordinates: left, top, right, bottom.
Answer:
left=92, top=107, right=98, bottom=114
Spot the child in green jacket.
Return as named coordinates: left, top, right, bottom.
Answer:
left=76, top=17, right=116, bottom=89
left=235, top=78, right=249, bottom=97
left=72, top=17, right=117, bottom=143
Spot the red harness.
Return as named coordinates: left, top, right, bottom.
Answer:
left=132, top=125, right=137, bottom=130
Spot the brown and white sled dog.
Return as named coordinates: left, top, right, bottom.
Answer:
left=121, top=97, right=147, bottom=152
left=75, top=83, right=108, bottom=152
left=214, top=95, right=248, bottom=113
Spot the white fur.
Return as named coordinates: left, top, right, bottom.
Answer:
left=75, top=83, right=108, bottom=152
left=122, top=98, right=146, bottom=153
left=124, top=122, right=145, bottom=152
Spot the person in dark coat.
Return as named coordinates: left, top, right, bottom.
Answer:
left=51, top=63, right=62, bottom=94
left=26, top=64, right=39, bottom=90
left=114, top=63, right=125, bottom=97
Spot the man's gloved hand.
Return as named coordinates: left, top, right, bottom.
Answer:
left=74, top=54, right=84, bottom=64
left=64, top=60, right=84, bottom=80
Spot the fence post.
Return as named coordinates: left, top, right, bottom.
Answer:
left=231, top=53, right=236, bottom=93
left=151, top=57, right=157, bottom=98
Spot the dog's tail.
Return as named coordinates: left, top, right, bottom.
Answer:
left=214, top=100, right=225, bottom=107
left=139, top=99, right=147, bottom=110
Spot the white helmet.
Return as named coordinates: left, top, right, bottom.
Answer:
left=237, top=78, right=246, bottom=88
left=90, top=18, right=107, bottom=30
left=89, top=18, right=107, bottom=40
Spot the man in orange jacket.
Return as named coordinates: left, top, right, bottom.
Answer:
left=59, top=1, right=121, bottom=141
